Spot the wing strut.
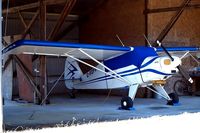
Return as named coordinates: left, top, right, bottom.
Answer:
left=64, top=51, right=133, bottom=86
left=78, top=49, right=133, bottom=85
left=146, top=86, right=171, bottom=100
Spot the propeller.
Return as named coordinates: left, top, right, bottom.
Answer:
left=153, top=0, right=193, bottom=83
left=156, top=41, right=193, bottom=84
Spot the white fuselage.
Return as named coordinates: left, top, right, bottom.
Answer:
left=70, top=56, right=181, bottom=90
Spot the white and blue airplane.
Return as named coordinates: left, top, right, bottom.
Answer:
left=2, top=40, right=199, bottom=109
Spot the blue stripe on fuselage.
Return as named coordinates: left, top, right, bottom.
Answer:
left=76, top=69, right=171, bottom=85
left=76, top=56, right=159, bottom=85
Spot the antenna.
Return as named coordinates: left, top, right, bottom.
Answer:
left=116, top=34, right=125, bottom=47
left=143, top=34, right=152, bottom=47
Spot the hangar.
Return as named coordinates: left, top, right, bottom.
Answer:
left=1, top=0, right=200, bottom=131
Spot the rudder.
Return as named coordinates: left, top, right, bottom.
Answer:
left=64, top=57, right=83, bottom=89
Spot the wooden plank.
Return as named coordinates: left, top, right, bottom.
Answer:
left=2, top=0, right=67, bottom=14
left=54, top=21, right=77, bottom=41
left=48, top=0, right=77, bottom=41
left=144, top=4, right=200, bottom=14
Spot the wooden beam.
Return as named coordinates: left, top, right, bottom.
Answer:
left=22, top=9, right=39, bottom=39
left=2, top=55, right=12, bottom=72
left=154, top=0, right=191, bottom=45
left=39, top=0, right=48, bottom=105
left=39, top=56, right=48, bottom=105
left=144, top=4, right=200, bottom=14
left=48, top=0, right=77, bottom=41
left=2, top=0, right=67, bottom=14
left=17, top=11, right=36, bottom=39
left=56, top=0, right=106, bottom=41
left=17, top=10, right=27, bottom=28
left=55, top=0, right=106, bottom=41
left=54, top=22, right=77, bottom=41
left=13, top=55, right=42, bottom=99
left=144, top=0, right=148, bottom=46
left=39, top=0, right=47, bottom=40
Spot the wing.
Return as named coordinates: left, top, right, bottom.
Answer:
left=2, top=40, right=133, bottom=60
left=156, top=47, right=200, bottom=58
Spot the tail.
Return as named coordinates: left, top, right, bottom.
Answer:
left=64, top=57, right=83, bottom=89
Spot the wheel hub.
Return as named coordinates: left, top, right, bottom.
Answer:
left=123, top=101, right=127, bottom=106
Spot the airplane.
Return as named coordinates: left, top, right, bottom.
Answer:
left=2, top=39, right=200, bottom=109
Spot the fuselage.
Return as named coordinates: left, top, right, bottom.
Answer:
left=71, top=47, right=181, bottom=90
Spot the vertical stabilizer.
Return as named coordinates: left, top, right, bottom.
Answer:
left=64, top=57, right=83, bottom=89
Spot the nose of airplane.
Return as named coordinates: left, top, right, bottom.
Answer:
left=160, top=56, right=181, bottom=74
left=171, top=56, right=182, bottom=67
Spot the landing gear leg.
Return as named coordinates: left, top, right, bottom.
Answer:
left=152, top=85, right=179, bottom=105
left=120, top=85, right=139, bottom=110
left=167, top=93, right=179, bottom=105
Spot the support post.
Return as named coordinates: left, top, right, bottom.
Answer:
left=13, top=56, right=42, bottom=99
left=144, top=0, right=148, bottom=46
left=39, top=0, right=48, bottom=105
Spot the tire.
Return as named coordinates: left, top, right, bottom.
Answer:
left=121, top=97, right=133, bottom=109
left=69, top=92, right=76, bottom=99
left=68, top=89, right=76, bottom=99
left=168, top=93, right=179, bottom=105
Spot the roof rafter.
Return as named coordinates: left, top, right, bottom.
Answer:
left=3, top=0, right=66, bottom=14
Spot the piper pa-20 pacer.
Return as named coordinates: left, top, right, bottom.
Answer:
left=2, top=39, right=199, bottom=109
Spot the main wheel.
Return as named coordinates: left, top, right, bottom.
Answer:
left=167, top=93, right=179, bottom=105
left=121, top=97, right=133, bottom=110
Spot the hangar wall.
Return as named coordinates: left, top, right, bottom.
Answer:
left=79, top=0, right=147, bottom=97
left=79, top=0, right=200, bottom=97
left=3, top=0, right=200, bottom=101
left=79, top=0, right=146, bottom=46
left=80, top=0, right=200, bottom=47
left=147, top=0, right=200, bottom=46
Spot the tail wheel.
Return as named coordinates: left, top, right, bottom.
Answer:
left=121, top=97, right=133, bottom=109
left=68, top=89, right=76, bottom=99
left=167, top=93, right=179, bottom=105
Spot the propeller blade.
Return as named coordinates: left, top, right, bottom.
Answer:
left=156, top=40, right=174, bottom=61
left=177, top=65, right=193, bottom=83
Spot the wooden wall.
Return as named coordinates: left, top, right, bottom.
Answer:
left=80, top=0, right=200, bottom=46
left=80, top=0, right=146, bottom=46
left=147, top=0, right=200, bottom=46
left=79, top=0, right=200, bottom=97
left=3, top=0, right=200, bottom=101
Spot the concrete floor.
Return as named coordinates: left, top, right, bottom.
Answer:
left=3, top=94, right=200, bottom=130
